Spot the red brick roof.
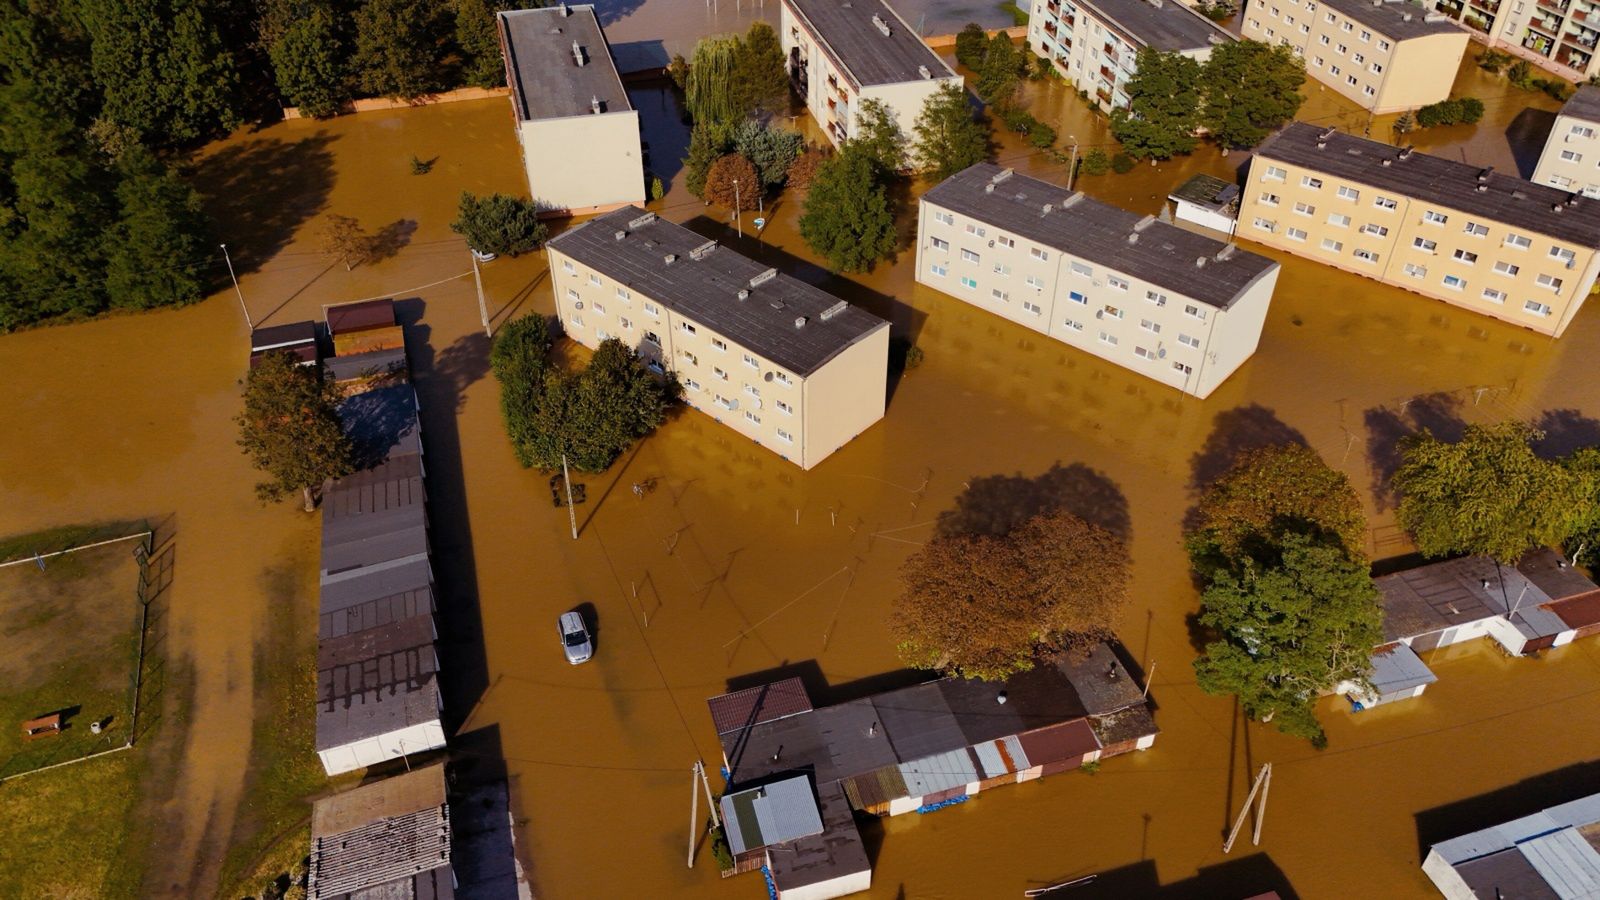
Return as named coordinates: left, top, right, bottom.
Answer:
left=707, top=677, right=813, bottom=737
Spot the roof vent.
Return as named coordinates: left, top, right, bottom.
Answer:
left=737, top=288, right=750, bottom=300
left=820, top=300, right=849, bottom=321
left=663, top=253, right=677, bottom=265
left=1315, top=126, right=1336, bottom=149
left=1401, top=11, right=1413, bottom=21
left=918, top=64, right=932, bottom=79
left=614, top=230, right=627, bottom=241
left=1061, top=193, right=1086, bottom=209
left=1476, top=184, right=1488, bottom=192
left=690, top=240, right=717, bottom=260
left=628, top=212, right=657, bottom=228
left=992, top=168, right=1015, bottom=185
left=1150, top=0, right=1163, bottom=8
left=769, top=298, right=785, bottom=310
left=1553, top=203, right=1564, bottom=213
left=1133, top=214, right=1157, bottom=232
left=1477, top=166, right=1494, bottom=182
left=560, top=2, right=570, bottom=14
left=1041, top=202, right=1054, bottom=215
left=871, top=13, right=891, bottom=36
left=794, top=316, right=808, bottom=328
left=591, top=95, right=603, bottom=114
left=1127, top=232, right=1139, bottom=244
left=1215, top=244, right=1237, bottom=261
left=1481, top=579, right=1491, bottom=590
left=749, top=268, right=778, bottom=288
left=1207, top=33, right=1224, bottom=45
left=1195, top=256, right=1207, bottom=268
left=572, top=40, right=585, bottom=66
left=1381, top=158, right=1392, bottom=167
left=1398, top=146, right=1415, bottom=161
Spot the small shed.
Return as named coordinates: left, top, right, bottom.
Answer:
left=1343, top=642, right=1438, bottom=710
left=250, top=320, right=319, bottom=368
left=308, top=762, right=455, bottom=899
left=1169, top=173, right=1241, bottom=236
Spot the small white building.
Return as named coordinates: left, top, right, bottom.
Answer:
left=499, top=6, right=644, bottom=217
left=1422, top=791, right=1600, bottom=900
left=1168, top=173, right=1241, bottom=236
left=780, top=0, right=961, bottom=148
left=721, top=776, right=872, bottom=900
left=1533, top=85, right=1600, bottom=198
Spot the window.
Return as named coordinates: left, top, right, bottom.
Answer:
left=1313, top=55, right=1324, bottom=67
left=1140, top=318, right=1160, bottom=333
left=965, top=224, right=987, bottom=237
left=587, top=273, right=602, bottom=286
left=1370, top=63, right=1382, bottom=74
left=1361, top=223, right=1388, bottom=237
left=934, top=210, right=954, bottom=225
left=744, top=410, right=761, bottom=425
left=776, top=428, right=793, bottom=444
left=596, top=328, right=609, bottom=340
left=1423, top=210, right=1448, bottom=225
left=566, top=288, right=580, bottom=302
left=1252, top=217, right=1276, bottom=233
left=744, top=384, right=760, bottom=398
left=1504, top=233, right=1532, bottom=249
left=961, top=248, right=980, bottom=264
left=713, top=366, right=729, bottom=380
left=619, top=316, right=633, bottom=330
left=1373, top=196, right=1397, bottom=211
left=1330, top=64, right=1340, bottom=75
left=570, top=313, right=584, bottom=327
left=1378, top=38, right=1390, bottom=50
left=1321, top=238, right=1343, bottom=252
left=776, top=399, right=793, bottom=415
left=930, top=262, right=948, bottom=277
left=1482, top=287, right=1506, bottom=304
left=1184, top=304, right=1207, bottom=321
left=1550, top=246, right=1577, bottom=266
left=1525, top=299, right=1553, bottom=316
left=1494, top=261, right=1520, bottom=276
left=1403, top=262, right=1427, bottom=279
left=680, top=349, right=698, bottom=366
left=1172, top=362, right=1193, bottom=375
left=1070, top=260, right=1092, bottom=276
left=1301, top=175, right=1323, bottom=189
left=1287, top=227, right=1307, bottom=241
left=1536, top=273, right=1564, bottom=291
left=1574, top=124, right=1597, bottom=138
left=684, top=377, right=701, bottom=392
left=1108, top=276, right=1129, bottom=291
left=742, top=353, right=759, bottom=369
left=1178, top=332, right=1200, bottom=348
left=1035, top=248, right=1053, bottom=262
left=644, top=330, right=661, bottom=346
left=1103, top=304, right=1124, bottom=319
left=679, top=321, right=697, bottom=335
left=708, top=337, right=726, bottom=351
left=1452, top=249, right=1478, bottom=264
left=1022, top=300, right=1043, bottom=316
left=997, top=235, right=1016, bottom=248
left=644, top=301, right=660, bottom=316
left=1412, top=237, right=1437, bottom=253
left=993, top=263, right=1012, bottom=276
left=1293, top=201, right=1315, bottom=216
left=774, top=371, right=792, bottom=386
left=1359, top=29, right=1370, bottom=40
left=1325, top=10, right=1335, bottom=20
left=1561, top=149, right=1583, bottom=164
left=617, top=287, right=631, bottom=301
left=1442, top=274, right=1466, bottom=290
left=1337, top=186, right=1360, bottom=201
left=931, top=237, right=949, bottom=251
left=592, top=300, right=606, bottom=314
left=1345, top=75, right=1357, bottom=86
left=1146, top=290, right=1168, bottom=306
left=1328, top=212, right=1351, bottom=227
left=1259, top=192, right=1281, bottom=206
left=1263, top=165, right=1288, bottom=181
left=1098, top=331, right=1119, bottom=346
left=562, top=260, right=575, bottom=274
left=1068, top=290, right=1088, bottom=305
left=960, top=276, right=978, bottom=289
left=1353, top=248, right=1378, bottom=263
left=1026, top=274, right=1045, bottom=290
left=1134, top=346, right=1156, bottom=360
left=991, top=287, right=1010, bottom=303
left=1462, top=221, right=1489, bottom=237
left=1319, top=34, right=1330, bottom=45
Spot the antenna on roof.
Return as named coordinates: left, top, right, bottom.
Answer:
left=572, top=40, right=585, bottom=66
left=871, top=13, right=891, bottom=36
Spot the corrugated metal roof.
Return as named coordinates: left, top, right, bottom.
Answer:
left=1519, top=827, right=1600, bottom=896
left=971, top=740, right=1009, bottom=779
left=719, top=775, right=824, bottom=855
left=707, top=677, right=814, bottom=737
left=316, top=616, right=441, bottom=751
left=840, top=765, right=909, bottom=809
left=899, top=748, right=978, bottom=798
left=320, top=557, right=433, bottom=613
left=320, top=587, right=434, bottom=640
left=1367, top=642, right=1438, bottom=694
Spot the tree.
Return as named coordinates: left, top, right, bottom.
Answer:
left=732, top=120, right=803, bottom=187
left=685, top=35, right=741, bottom=126
left=1187, top=444, right=1366, bottom=573
left=853, top=98, right=909, bottom=174
left=490, top=314, right=553, bottom=468
left=236, top=352, right=355, bottom=511
left=352, top=0, right=446, bottom=99
left=1193, top=533, right=1383, bottom=747
left=455, top=0, right=508, bottom=89
left=86, top=0, right=243, bottom=146
left=1111, top=48, right=1201, bottom=160
left=321, top=215, right=372, bottom=270
left=786, top=147, right=828, bottom=190
left=975, top=33, right=1025, bottom=109
left=892, top=512, right=1129, bottom=680
left=450, top=192, right=547, bottom=257
left=704, top=154, right=760, bottom=210
left=1563, top=448, right=1600, bottom=565
left=1392, top=111, right=1416, bottom=141
left=269, top=4, right=351, bottom=118
left=799, top=146, right=897, bottom=272
left=912, top=83, right=987, bottom=180
left=1079, top=148, right=1110, bottom=176
left=683, top=120, right=732, bottom=199
left=1394, top=421, right=1596, bottom=563
left=1199, top=40, right=1305, bottom=150
left=732, top=21, right=788, bottom=113
left=955, top=23, right=988, bottom=70
left=104, top=146, right=209, bottom=310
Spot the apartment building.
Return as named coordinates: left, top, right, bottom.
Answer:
left=917, top=163, right=1281, bottom=399
left=1240, top=122, right=1600, bottom=337
left=498, top=6, right=644, bottom=217
left=1432, top=0, right=1600, bottom=81
left=780, top=0, right=962, bottom=148
left=1533, top=84, right=1600, bottom=196
left=1027, top=0, right=1232, bottom=110
left=544, top=207, right=890, bottom=469
left=1241, top=0, right=1467, bottom=113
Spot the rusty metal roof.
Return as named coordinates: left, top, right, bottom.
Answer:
left=326, top=298, right=396, bottom=335
left=708, top=677, right=814, bottom=737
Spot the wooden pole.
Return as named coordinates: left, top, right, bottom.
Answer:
left=699, top=761, right=721, bottom=828
left=1142, top=660, right=1157, bottom=699
left=687, top=764, right=700, bottom=868
left=471, top=251, right=491, bottom=338
left=562, top=454, right=578, bottom=541
left=1251, top=763, right=1272, bottom=847
left=1223, top=764, right=1270, bottom=853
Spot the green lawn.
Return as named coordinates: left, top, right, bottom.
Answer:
left=999, top=1, right=1030, bottom=25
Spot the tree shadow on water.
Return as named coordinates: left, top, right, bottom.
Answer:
left=1363, top=392, right=1465, bottom=511
left=191, top=131, right=339, bottom=273
left=1188, top=404, right=1308, bottom=492
left=936, top=461, right=1131, bottom=541
left=367, top=218, right=419, bottom=264
left=1533, top=408, right=1600, bottom=459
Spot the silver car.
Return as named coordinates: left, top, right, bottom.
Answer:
left=558, top=610, right=593, bottom=664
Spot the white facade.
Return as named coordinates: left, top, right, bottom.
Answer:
left=318, top=717, right=448, bottom=776
left=1027, top=0, right=1229, bottom=109
left=1533, top=104, right=1600, bottom=197
left=774, top=869, right=873, bottom=900
left=514, top=111, right=645, bottom=216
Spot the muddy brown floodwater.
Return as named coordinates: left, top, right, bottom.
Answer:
left=1, top=52, right=1598, bottom=899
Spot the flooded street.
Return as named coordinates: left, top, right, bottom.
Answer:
left=2, top=53, right=1599, bottom=898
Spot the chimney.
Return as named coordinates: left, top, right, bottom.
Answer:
left=560, top=2, right=570, bottom=14
left=871, top=13, right=891, bottom=35
left=793, top=316, right=808, bottom=328
left=1195, top=256, right=1207, bottom=268
left=572, top=40, right=585, bottom=66
left=1215, top=244, right=1237, bottom=261
left=737, top=288, right=749, bottom=300
left=1398, top=146, right=1415, bottom=161
left=613, top=230, right=626, bottom=241
left=918, top=65, right=932, bottom=79
left=663, top=253, right=677, bottom=265
left=1477, top=166, right=1494, bottom=182
left=591, top=95, right=602, bottom=114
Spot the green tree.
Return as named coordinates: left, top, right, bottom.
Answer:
left=455, top=0, right=507, bottom=89
left=269, top=4, right=350, bottom=118
left=451, top=192, right=548, bottom=257
left=684, top=120, right=732, bottom=199
left=685, top=34, right=741, bottom=126
left=105, top=146, right=209, bottom=310
left=975, top=33, right=1024, bottom=109
left=1563, top=448, right=1600, bottom=565
left=352, top=0, right=446, bottom=99
left=1111, top=48, right=1201, bottom=160
left=732, top=119, right=803, bottom=187
left=86, top=0, right=242, bottom=145
left=1199, top=40, right=1305, bottom=149
left=1193, top=533, right=1383, bottom=747
left=490, top=314, right=553, bottom=467
left=799, top=145, right=897, bottom=272
left=1394, top=421, right=1596, bottom=563
left=704, top=154, right=760, bottom=210
left=912, top=83, right=987, bottom=180
left=954, top=22, right=988, bottom=70
left=892, top=512, right=1129, bottom=680
left=1079, top=148, right=1110, bottom=176
left=853, top=98, right=909, bottom=174
left=1187, top=444, right=1367, bottom=573
left=236, top=352, right=356, bottom=511
left=732, top=21, right=788, bottom=113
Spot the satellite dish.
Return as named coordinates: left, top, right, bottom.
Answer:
left=573, top=300, right=584, bottom=309
left=763, top=371, right=774, bottom=382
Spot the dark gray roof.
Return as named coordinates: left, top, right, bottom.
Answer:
left=1169, top=173, right=1239, bottom=211
left=316, top=615, right=441, bottom=750
left=938, top=665, right=1090, bottom=745
left=319, top=557, right=434, bottom=614
left=323, top=455, right=425, bottom=523
left=1516, top=547, right=1598, bottom=601
left=320, top=513, right=428, bottom=579
left=251, top=320, right=317, bottom=352
left=785, top=0, right=955, bottom=87
left=1453, top=849, right=1561, bottom=900
left=337, top=384, right=422, bottom=466
left=499, top=6, right=630, bottom=121
left=309, top=764, right=453, bottom=900
left=924, top=163, right=1278, bottom=309
left=1315, top=0, right=1461, bottom=40
left=320, top=586, right=435, bottom=640
left=546, top=208, right=888, bottom=376
left=1081, top=0, right=1233, bottom=51
left=872, top=683, right=966, bottom=762
left=767, top=781, right=871, bottom=893
left=1561, top=84, right=1600, bottom=126
left=1255, top=123, right=1600, bottom=246
left=1058, top=644, right=1147, bottom=716
left=1377, top=554, right=1505, bottom=641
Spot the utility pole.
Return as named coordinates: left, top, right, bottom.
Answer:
left=561, top=453, right=578, bottom=541
left=1141, top=659, right=1157, bottom=699
left=687, top=763, right=701, bottom=868
left=471, top=251, right=491, bottom=338
left=1066, top=139, right=1080, bottom=191
left=221, top=244, right=252, bottom=330
left=1223, top=763, right=1272, bottom=853
left=696, top=760, right=721, bottom=828
left=734, top=180, right=743, bottom=239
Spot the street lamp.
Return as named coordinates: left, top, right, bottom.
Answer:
left=1066, top=136, right=1080, bottom=191
left=733, top=179, right=743, bottom=239
left=220, top=243, right=252, bottom=330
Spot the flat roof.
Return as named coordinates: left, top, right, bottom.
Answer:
left=924, top=163, right=1278, bottom=309
left=767, top=780, right=871, bottom=892
left=309, top=764, right=453, bottom=900
left=1516, top=547, right=1598, bottom=601
left=1367, top=642, right=1437, bottom=694
left=319, top=556, right=433, bottom=613
left=499, top=6, right=630, bottom=121
left=321, top=586, right=435, bottom=640
left=325, top=298, right=395, bottom=336
left=1376, top=552, right=1582, bottom=643
left=785, top=0, right=955, bottom=87
left=1560, top=84, right=1600, bottom=126
left=1169, top=173, right=1240, bottom=212
left=251, top=320, right=317, bottom=352
left=1255, top=123, right=1600, bottom=246
left=312, top=762, right=448, bottom=836
left=316, top=616, right=441, bottom=751
left=546, top=208, right=888, bottom=377
left=720, top=774, right=825, bottom=854
left=1316, top=0, right=1461, bottom=40
left=337, top=383, right=422, bottom=465
left=324, top=346, right=407, bottom=383
left=1081, top=0, right=1233, bottom=52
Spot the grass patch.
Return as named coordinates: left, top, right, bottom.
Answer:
left=999, top=0, right=1029, bottom=25
left=0, top=520, right=147, bottom=565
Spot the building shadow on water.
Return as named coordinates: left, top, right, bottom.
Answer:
left=722, top=660, right=932, bottom=711
left=192, top=131, right=339, bottom=274
left=1506, top=106, right=1560, bottom=180
left=1362, top=392, right=1466, bottom=511
left=1413, top=759, right=1600, bottom=863
left=936, top=461, right=1131, bottom=541
left=1043, top=853, right=1298, bottom=900
left=1534, top=407, right=1600, bottom=459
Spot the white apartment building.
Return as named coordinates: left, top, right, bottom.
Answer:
left=545, top=207, right=890, bottom=470
left=780, top=0, right=961, bottom=148
left=499, top=6, right=644, bottom=217
left=917, top=163, right=1281, bottom=398
left=1432, top=0, right=1600, bottom=81
left=1241, top=0, right=1468, bottom=113
left=1027, top=0, right=1232, bottom=109
left=1534, top=84, right=1600, bottom=196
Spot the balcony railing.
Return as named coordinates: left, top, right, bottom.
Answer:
left=1100, top=65, right=1116, bottom=81
left=1044, top=21, right=1058, bottom=36
left=1536, top=0, right=1570, bottom=13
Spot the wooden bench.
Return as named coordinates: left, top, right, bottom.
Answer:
left=21, top=714, right=62, bottom=741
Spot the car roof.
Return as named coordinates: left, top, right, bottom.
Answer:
left=559, top=610, right=585, bottom=632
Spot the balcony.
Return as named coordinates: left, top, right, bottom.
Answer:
left=1468, top=0, right=1500, bottom=14
left=1524, top=31, right=1557, bottom=54
left=1047, top=0, right=1060, bottom=14
left=1103, top=43, right=1119, bottom=62
left=828, top=120, right=847, bottom=143
left=1537, top=0, right=1570, bottom=13
left=1529, top=15, right=1565, bottom=34
left=1565, top=27, right=1599, bottom=48
left=1100, top=64, right=1116, bottom=81
left=1095, top=87, right=1112, bottom=105
left=1062, top=13, right=1075, bottom=26
left=1044, top=21, right=1058, bottom=36
left=1559, top=45, right=1594, bottom=66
